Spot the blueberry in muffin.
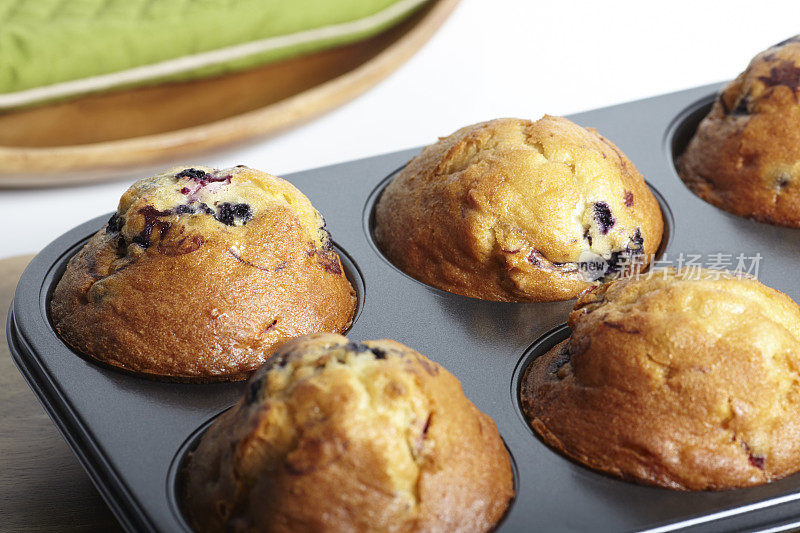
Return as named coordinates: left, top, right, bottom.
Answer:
left=374, top=116, right=663, bottom=302
left=678, top=36, right=800, bottom=227
left=50, top=165, right=356, bottom=381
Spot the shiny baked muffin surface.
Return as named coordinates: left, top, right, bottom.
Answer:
left=374, top=116, right=663, bottom=302
left=50, top=165, right=356, bottom=381
left=679, top=36, right=800, bottom=227
left=182, top=333, right=514, bottom=532
left=522, top=268, right=800, bottom=490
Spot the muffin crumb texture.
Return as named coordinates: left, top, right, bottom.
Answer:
left=522, top=269, right=800, bottom=490
left=183, top=333, right=514, bottom=532
left=374, top=116, right=663, bottom=302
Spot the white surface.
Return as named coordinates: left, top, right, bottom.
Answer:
left=1, top=0, right=797, bottom=258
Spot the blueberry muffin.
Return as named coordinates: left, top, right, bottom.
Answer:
left=182, top=333, right=514, bottom=532
left=678, top=36, right=800, bottom=227
left=521, top=268, right=800, bottom=490
left=50, top=166, right=356, bottom=382
left=374, top=116, right=663, bottom=302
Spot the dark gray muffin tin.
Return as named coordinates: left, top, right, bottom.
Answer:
left=9, top=83, right=800, bottom=532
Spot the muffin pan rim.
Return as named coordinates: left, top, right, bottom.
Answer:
left=665, top=92, right=716, bottom=171
left=6, top=312, right=151, bottom=532
left=510, top=323, right=570, bottom=441
left=166, top=411, right=217, bottom=533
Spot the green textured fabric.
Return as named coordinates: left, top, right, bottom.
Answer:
left=0, top=0, right=424, bottom=101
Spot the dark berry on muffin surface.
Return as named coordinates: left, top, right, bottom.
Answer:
left=374, top=116, right=663, bottom=301
left=50, top=165, right=356, bottom=382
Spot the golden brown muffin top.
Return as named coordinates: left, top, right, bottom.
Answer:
left=115, top=165, right=328, bottom=257
left=375, top=116, right=663, bottom=301
left=183, top=333, right=514, bottom=532
left=51, top=165, right=356, bottom=381
left=522, top=268, right=800, bottom=490
left=678, top=36, right=800, bottom=226
left=718, top=36, right=800, bottom=123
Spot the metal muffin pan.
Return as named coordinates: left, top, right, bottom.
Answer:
left=9, top=82, right=800, bottom=532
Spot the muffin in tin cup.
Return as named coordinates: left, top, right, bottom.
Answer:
left=374, top=116, right=663, bottom=302
left=51, top=165, right=357, bottom=382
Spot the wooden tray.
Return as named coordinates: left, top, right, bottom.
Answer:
left=0, top=0, right=458, bottom=188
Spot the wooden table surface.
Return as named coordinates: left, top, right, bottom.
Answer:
left=0, top=255, right=122, bottom=532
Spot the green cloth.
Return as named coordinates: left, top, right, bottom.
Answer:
left=0, top=0, right=426, bottom=107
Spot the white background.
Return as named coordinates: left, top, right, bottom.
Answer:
left=1, top=0, right=797, bottom=259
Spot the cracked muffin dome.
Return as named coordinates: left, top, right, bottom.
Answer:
left=50, top=165, right=356, bottom=382
left=521, top=268, right=800, bottom=490
left=374, top=116, right=663, bottom=302
left=182, top=333, right=514, bottom=532
left=678, top=36, right=800, bottom=227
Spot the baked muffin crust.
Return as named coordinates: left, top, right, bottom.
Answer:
left=678, top=36, right=800, bottom=227
left=521, top=269, right=800, bottom=490
left=50, top=165, right=356, bottom=381
left=182, top=333, right=514, bottom=532
left=374, top=116, right=663, bottom=302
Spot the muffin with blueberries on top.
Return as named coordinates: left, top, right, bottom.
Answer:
left=374, top=116, right=663, bottom=302
left=50, top=165, right=356, bottom=382
left=679, top=36, right=800, bottom=227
